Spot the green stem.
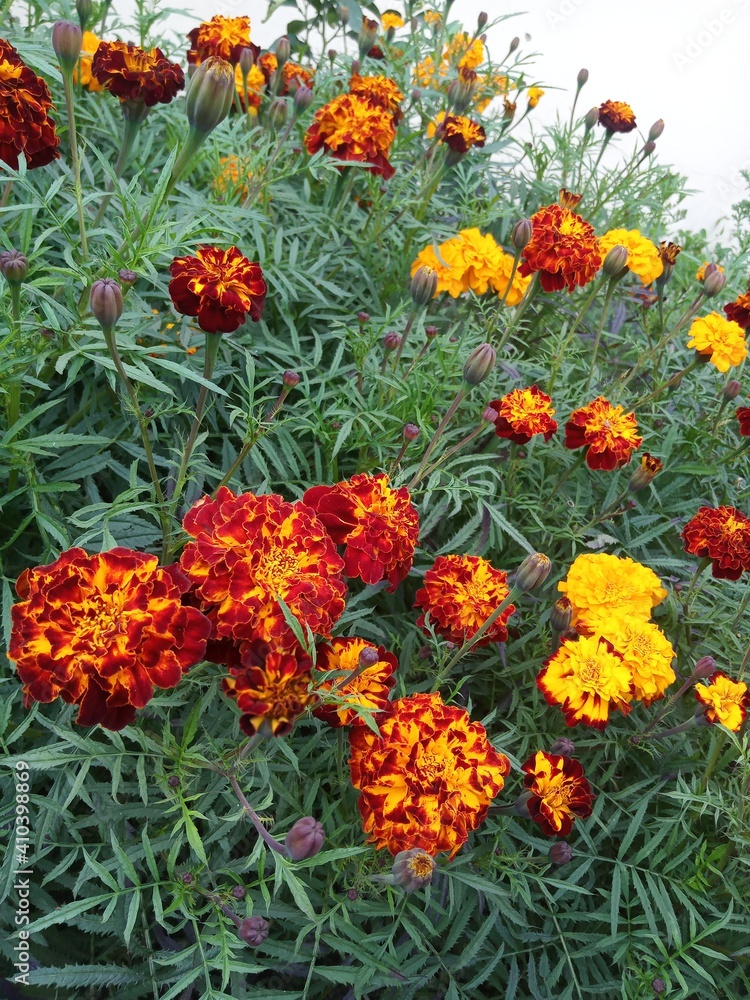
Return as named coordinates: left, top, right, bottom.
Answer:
left=546, top=450, right=586, bottom=503
left=92, top=115, right=142, bottom=227
left=172, top=332, right=222, bottom=505
left=584, top=279, right=616, bottom=392
left=0, top=179, right=12, bottom=208
left=228, top=772, right=286, bottom=856
left=546, top=276, right=607, bottom=394
left=496, top=272, right=541, bottom=354
left=392, top=306, right=419, bottom=370
left=407, top=386, right=467, bottom=490
left=579, top=130, right=611, bottom=205
left=417, top=422, right=486, bottom=482
left=62, top=68, right=88, bottom=260
left=633, top=357, right=701, bottom=409
left=432, top=584, right=520, bottom=688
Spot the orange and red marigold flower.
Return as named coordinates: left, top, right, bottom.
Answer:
left=187, top=15, right=258, bottom=65
left=349, top=691, right=510, bottom=856
left=537, top=634, right=633, bottom=729
left=349, top=72, right=403, bottom=121
left=313, top=637, right=397, bottom=728
left=0, top=37, right=60, bottom=170
left=91, top=41, right=184, bottom=107
left=180, top=487, right=347, bottom=652
left=521, top=751, right=594, bottom=837
left=598, top=99, right=636, bottom=133
left=695, top=671, right=750, bottom=733
left=8, top=548, right=211, bottom=731
left=169, top=245, right=267, bottom=334
left=519, top=203, right=602, bottom=293
left=304, top=92, right=397, bottom=179
left=564, top=396, right=643, bottom=470
left=303, top=473, right=419, bottom=591
left=222, top=643, right=315, bottom=737
left=488, top=386, right=557, bottom=445
left=437, top=114, right=486, bottom=153
left=682, top=505, right=750, bottom=580
left=724, top=292, right=750, bottom=330
left=737, top=406, right=750, bottom=437
left=415, top=554, right=515, bottom=646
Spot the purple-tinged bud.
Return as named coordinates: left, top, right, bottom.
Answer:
left=351, top=59, right=361, bottom=76
left=282, top=370, right=300, bottom=387
left=232, top=884, right=246, bottom=900
left=549, top=736, right=575, bottom=757
left=583, top=106, right=598, bottom=132
left=40, top=328, right=55, bottom=340
left=550, top=597, right=573, bottom=633
left=603, top=244, right=629, bottom=277
left=89, top=278, right=123, bottom=333
left=0, top=249, right=29, bottom=284
left=549, top=841, right=573, bottom=866
left=294, top=85, right=313, bottom=114
left=52, top=20, right=82, bottom=73
left=180, top=871, right=194, bottom=885
left=403, top=423, right=420, bottom=441
left=76, top=0, right=93, bottom=32
left=642, top=140, right=656, bottom=156
left=358, top=646, right=380, bottom=669
left=275, top=36, right=291, bottom=68
left=411, top=264, right=438, bottom=305
left=383, top=331, right=400, bottom=351
left=693, top=656, right=717, bottom=679
left=357, top=311, right=370, bottom=324
left=392, top=849, right=436, bottom=893
left=477, top=11, right=488, bottom=30
left=463, top=342, right=496, bottom=386
left=703, top=269, right=727, bottom=298
left=509, top=36, right=520, bottom=52
left=724, top=379, right=741, bottom=401
left=482, top=405, right=498, bottom=423
left=328, top=48, right=337, bottom=65
left=516, top=552, right=552, bottom=591
left=514, top=790, right=532, bottom=818
left=418, top=645, right=432, bottom=659
left=268, top=98, right=288, bottom=128
left=118, top=268, right=138, bottom=286
left=411, top=87, right=422, bottom=103
left=187, top=57, right=234, bottom=134
left=285, top=816, right=325, bottom=861
left=648, top=119, right=664, bottom=142
left=338, top=4, right=350, bottom=25
left=239, top=47, right=255, bottom=77
left=424, top=324, right=438, bottom=339
left=167, top=775, right=180, bottom=788
left=577, top=67, right=589, bottom=88
left=237, top=915, right=269, bottom=946
left=511, top=218, right=533, bottom=250
left=651, top=979, right=666, bottom=996
left=347, top=887, right=358, bottom=900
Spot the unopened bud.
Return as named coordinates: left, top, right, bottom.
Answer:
left=338, top=4, right=350, bottom=25
left=285, top=816, right=325, bottom=861
left=392, top=849, right=436, bottom=893
left=642, top=139, right=656, bottom=157
left=482, top=405, right=498, bottom=423
left=703, top=269, right=727, bottom=298
left=511, top=218, right=533, bottom=250
left=724, top=379, right=741, bottom=401
left=186, top=57, right=235, bottom=134
left=118, top=268, right=137, bottom=286
left=425, top=324, right=438, bottom=339
left=268, top=98, right=288, bottom=128
left=410, top=265, right=438, bottom=305
left=550, top=597, right=573, bottom=632
left=648, top=119, right=664, bottom=142
left=514, top=790, right=532, bottom=818
left=351, top=59, right=361, bottom=76
left=383, top=331, right=400, bottom=351
left=509, top=36, right=520, bottom=52
left=576, top=67, right=589, bottom=88
left=357, top=311, right=370, bottom=323
left=693, top=656, right=717, bottom=679
left=167, top=775, right=180, bottom=788
left=294, top=85, right=313, bottom=113
left=403, top=423, right=420, bottom=441
left=603, top=244, right=629, bottom=277
left=328, top=48, right=337, bottom=64
left=358, top=646, right=380, bottom=669
left=548, top=841, right=573, bottom=866
left=0, top=249, right=29, bottom=284
left=463, top=342, right=496, bottom=385
left=89, top=278, right=123, bottom=333
left=52, top=20, right=82, bottom=73
left=477, top=11, right=488, bottom=30
left=516, top=552, right=551, bottom=591
left=411, top=87, right=421, bottom=103
left=237, top=915, right=269, bottom=946
left=358, top=17, right=379, bottom=58
left=652, top=979, right=666, bottom=995
left=275, top=36, right=291, bottom=68
left=232, top=885, right=246, bottom=900
left=180, top=871, right=194, bottom=885
left=583, top=106, right=598, bottom=131
left=76, top=0, right=92, bottom=32
left=549, top=736, right=575, bottom=757
left=628, top=453, right=663, bottom=492
left=239, top=47, right=254, bottom=76
left=282, top=370, right=300, bottom=387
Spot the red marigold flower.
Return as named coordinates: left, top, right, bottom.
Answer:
left=737, top=406, right=750, bottom=437
left=694, top=671, right=750, bottom=733
left=282, top=61, right=314, bottom=94
left=564, top=396, right=643, bottom=470
left=559, top=188, right=582, bottom=210
left=187, top=15, right=258, bottom=65
left=682, top=505, right=750, bottom=580
left=313, top=637, right=397, bottom=728
left=488, top=385, right=557, bottom=445
left=303, top=473, right=419, bottom=591
left=437, top=113, right=486, bottom=153
left=222, top=645, right=315, bottom=736
left=180, top=487, right=347, bottom=651
left=521, top=750, right=594, bottom=837
left=0, top=38, right=60, bottom=170
left=598, top=99, right=636, bottom=133
left=304, top=92, right=397, bottom=179
left=8, top=548, right=211, bottom=731
left=168, top=245, right=267, bottom=334
left=724, top=292, right=750, bottom=330
left=349, top=691, right=510, bottom=856
left=519, top=203, right=602, bottom=293
left=91, top=41, right=184, bottom=107
left=348, top=72, right=404, bottom=121
left=414, top=554, right=516, bottom=645
left=658, top=241, right=682, bottom=267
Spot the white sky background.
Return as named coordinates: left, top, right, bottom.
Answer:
left=114, top=0, right=750, bottom=240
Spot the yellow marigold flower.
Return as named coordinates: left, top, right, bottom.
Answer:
left=74, top=31, right=104, bottom=91
left=424, top=10, right=442, bottom=26
left=695, top=671, right=749, bottom=732
left=558, top=552, right=667, bottom=634
left=411, top=241, right=466, bottom=298
left=491, top=249, right=532, bottom=305
left=602, top=613, right=676, bottom=706
left=696, top=262, right=724, bottom=282
left=687, top=312, right=748, bottom=373
left=537, top=634, right=633, bottom=729
left=450, top=228, right=504, bottom=294
left=446, top=33, right=484, bottom=71
left=235, top=62, right=265, bottom=111
left=414, top=56, right=438, bottom=86
left=526, top=86, right=544, bottom=108
left=381, top=11, right=405, bottom=31
left=598, top=229, right=663, bottom=286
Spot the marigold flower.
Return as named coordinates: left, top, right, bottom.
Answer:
left=424, top=10, right=442, bottom=26
left=628, top=452, right=663, bottom=492
left=349, top=692, right=510, bottom=856
left=598, top=229, right=662, bottom=285
left=414, top=554, right=516, bottom=645
left=559, top=188, right=582, bottom=210
left=446, top=33, right=484, bottom=71
left=414, top=55, right=438, bottom=87
left=526, top=86, right=544, bottom=108
left=74, top=30, right=104, bottom=90
left=600, top=613, right=676, bottom=706
left=564, top=396, right=642, bottom=470
left=303, top=472, right=419, bottom=591
left=521, top=750, right=594, bottom=836
left=724, top=292, right=750, bottom=330
left=519, top=204, right=602, bottom=293
left=222, top=646, right=315, bottom=736
left=488, top=386, right=557, bottom=444
left=282, top=61, right=314, bottom=94
left=168, top=245, right=267, bottom=334
left=91, top=41, right=184, bottom=108
left=694, top=671, right=750, bottom=732
left=313, top=637, right=397, bottom=727
left=598, top=99, right=636, bottom=133
left=491, top=249, right=532, bottom=305
left=213, top=154, right=252, bottom=199
left=180, top=487, right=347, bottom=650
left=737, top=406, right=750, bottom=437
left=687, top=312, right=748, bottom=373
left=537, top=634, right=633, bottom=729
left=558, top=552, right=667, bottom=634
left=349, top=72, right=404, bottom=121
left=0, top=38, right=60, bottom=170
left=234, top=62, right=265, bottom=111
left=437, top=113, right=486, bottom=153
left=304, top=92, right=396, bottom=179
left=187, top=14, right=257, bottom=65
left=682, top=505, right=750, bottom=580
left=9, top=548, right=211, bottom=731
left=658, top=241, right=682, bottom=267
left=381, top=11, right=405, bottom=31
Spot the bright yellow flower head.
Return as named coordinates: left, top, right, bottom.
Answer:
left=558, top=552, right=667, bottom=634
left=445, top=32, right=484, bottom=71
left=695, top=671, right=749, bottom=732
left=411, top=241, right=467, bottom=298
left=687, top=312, right=748, bottom=373
left=527, top=86, right=544, bottom=108
left=426, top=109, right=446, bottom=139
left=602, top=613, right=676, bottom=706
left=74, top=31, right=104, bottom=91
left=414, top=55, right=439, bottom=87
left=537, top=634, right=634, bottom=729
left=598, top=229, right=663, bottom=286
left=424, top=10, right=442, bottom=26
left=381, top=12, right=405, bottom=31
left=412, top=229, right=503, bottom=298
left=491, top=249, right=532, bottom=305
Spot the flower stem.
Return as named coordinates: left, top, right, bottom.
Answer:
left=407, top=386, right=467, bottom=490
left=392, top=306, right=420, bottom=370
left=584, top=278, right=616, bottom=392
left=61, top=68, right=88, bottom=260
left=171, top=332, right=222, bottom=505
left=228, top=772, right=286, bottom=856
left=546, top=276, right=607, bottom=394
left=92, top=116, right=142, bottom=226
left=496, top=272, right=541, bottom=354
left=545, top=450, right=586, bottom=503
left=432, top=584, right=520, bottom=688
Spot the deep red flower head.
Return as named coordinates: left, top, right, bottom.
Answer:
left=737, top=406, right=750, bottom=437
left=437, top=114, right=486, bottom=153
left=304, top=92, right=397, bottom=179
left=169, top=245, right=267, bottom=334
left=303, top=473, right=419, bottom=591
left=222, top=644, right=315, bottom=736
left=725, top=293, right=750, bottom=330
left=8, top=548, right=211, bottom=730
left=313, top=637, right=397, bottom=728
left=598, top=100, right=636, bottom=133
left=682, top=505, right=750, bottom=580
left=187, top=15, right=259, bottom=65
left=521, top=750, right=594, bottom=837
left=564, top=396, right=642, bottom=470
left=488, top=385, right=557, bottom=445
left=91, top=41, right=184, bottom=106
left=0, top=37, right=60, bottom=170
left=519, top=203, right=602, bottom=293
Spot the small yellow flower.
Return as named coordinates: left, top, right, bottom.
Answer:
left=687, top=312, right=748, bottom=372
left=381, top=12, right=405, bottom=31
left=527, top=86, right=544, bottom=108
left=695, top=672, right=749, bottom=732
left=598, top=229, right=663, bottom=285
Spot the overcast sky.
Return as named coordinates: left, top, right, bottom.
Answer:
left=116, top=0, right=750, bottom=241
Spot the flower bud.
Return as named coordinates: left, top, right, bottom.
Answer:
left=403, top=423, right=420, bottom=441
left=285, top=816, right=325, bottom=861
left=724, top=379, right=741, bottom=401
left=478, top=11, right=488, bottom=30
left=463, top=342, right=496, bottom=386
left=186, top=57, right=235, bottom=135
left=548, top=841, right=573, bottom=866
left=411, top=265, right=438, bottom=306
left=411, top=87, right=422, bottom=103
left=283, top=370, right=300, bottom=387
left=648, top=119, right=664, bottom=142
left=703, top=269, right=727, bottom=298
left=237, top=915, right=269, bottom=946
left=268, top=98, right=288, bottom=129
left=357, top=311, right=370, bottom=324
left=52, top=20, right=82, bottom=73
left=118, top=268, right=138, bottom=287
left=482, top=405, right=498, bottom=423
left=693, top=656, right=717, bottom=679
left=549, top=736, right=575, bottom=757
left=502, top=98, right=516, bottom=122
left=392, top=849, right=436, bottom=893
left=425, top=324, right=438, bottom=340
left=338, top=4, right=350, bottom=25
left=511, top=218, right=533, bottom=250
left=89, top=278, right=123, bottom=333
left=577, top=67, right=589, bottom=88
left=76, top=0, right=92, bottom=32
left=383, top=331, right=400, bottom=351
left=509, top=36, right=520, bottom=52
left=351, top=59, right=361, bottom=76
left=514, top=790, right=532, bottom=818
left=294, top=85, right=313, bottom=114
left=652, top=979, right=666, bottom=995
left=583, top=106, right=598, bottom=131
left=232, top=885, right=246, bottom=900
left=180, top=871, right=194, bottom=885
left=239, top=47, right=254, bottom=76
left=628, top=453, right=663, bottom=492
left=358, top=17, right=379, bottom=58
left=167, top=775, right=180, bottom=788
left=0, top=249, right=29, bottom=284
left=550, top=597, right=573, bottom=632
left=328, top=48, right=337, bottom=64
left=358, top=646, right=380, bottom=669
left=603, top=244, right=628, bottom=277
left=516, top=552, right=551, bottom=591
left=275, top=36, right=291, bottom=68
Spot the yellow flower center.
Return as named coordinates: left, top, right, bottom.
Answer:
left=123, top=48, right=159, bottom=73
left=407, top=854, right=435, bottom=878
left=78, top=591, right=128, bottom=646
left=257, top=548, right=299, bottom=590
left=577, top=656, right=606, bottom=689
